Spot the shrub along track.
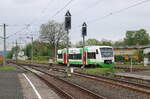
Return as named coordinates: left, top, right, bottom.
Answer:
left=17, top=64, right=105, bottom=99
left=14, top=62, right=150, bottom=99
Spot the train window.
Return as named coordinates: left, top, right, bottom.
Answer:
left=100, top=48, right=113, bottom=57
left=76, top=54, right=82, bottom=60
left=58, top=54, right=63, bottom=59
left=69, top=54, right=73, bottom=59
left=87, top=52, right=96, bottom=59
left=69, top=54, right=82, bottom=60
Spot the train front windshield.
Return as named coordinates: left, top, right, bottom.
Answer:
left=100, top=48, right=113, bottom=57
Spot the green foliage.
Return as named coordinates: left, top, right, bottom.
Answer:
left=75, top=38, right=112, bottom=47
left=23, top=43, right=32, bottom=58
left=124, top=29, right=149, bottom=45
left=84, top=68, right=124, bottom=74
left=7, top=46, right=20, bottom=59
left=23, top=41, right=54, bottom=58
left=39, top=20, right=68, bottom=57
left=0, top=66, right=16, bottom=70
left=33, top=56, right=50, bottom=61
left=134, top=49, right=143, bottom=62
left=86, top=39, right=100, bottom=45
left=113, top=40, right=125, bottom=46
left=100, top=39, right=112, bottom=46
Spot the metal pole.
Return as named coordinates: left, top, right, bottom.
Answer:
left=54, top=35, right=57, bottom=63
left=67, top=29, right=70, bottom=67
left=130, top=56, right=133, bottom=72
left=3, top=24, right=6, bottom=66
left=82, top=35, right=85, bottom=68
left=15, top=40, right=18, bottom=63
left=31, top=37, right=33, bottom=62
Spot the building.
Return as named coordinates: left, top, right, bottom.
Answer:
left=12, top=51, right=28, bottom=60
left=113, top=46, right=150, bottom=56
left=113, top=46, right=150, bottom=62
left=143, top=47, right=150, bottom=65
left=0, top=51, right=3, bottom=63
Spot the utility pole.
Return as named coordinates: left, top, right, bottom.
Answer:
left=65, top=10, right=71, bottom=67
left=15, top=40, right=18, bottom=63
left=130, top=56, right=133, bottom=72
left=51, top=24, right=57, bottom=63
left=3, top=24, right=7, bottom=66
left=81, top=22, right=87, bottom=68
left=54, top=33, right=57, bottom=63
left=31, top=36, right=33, bottom=62
left=66, top=29, right=69, bottom=67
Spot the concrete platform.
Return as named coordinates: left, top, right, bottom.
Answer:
left=0, top=70, right=23, bottom=99
left=19, top=73, right=61, bottom=99
left=116, top=71, right=150, bottom=81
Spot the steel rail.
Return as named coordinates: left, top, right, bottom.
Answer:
left=18, top=64, right=106, bottom=99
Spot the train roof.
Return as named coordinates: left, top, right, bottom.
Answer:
left=58, top=46, right=113, bottom=53
left=85, top=46, right=113, bottom=48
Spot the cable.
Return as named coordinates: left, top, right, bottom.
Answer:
left=7, top=25, right=30, bottom=39
left=51, top=0, right=75, bottom=18
left=7, top=0, right=53, bottom=38
left=9, top=0, right=74, bottom=39
left=88, top=0, right=150, bottom=24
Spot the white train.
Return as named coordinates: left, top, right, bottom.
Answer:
left=57, top=46, right=115, bottom=67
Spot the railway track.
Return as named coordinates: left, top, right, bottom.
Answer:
left=48, top=67, right=150, bottom=95
left=115, top=66, right=150, bottom=72
left=12, top=62, right=150, bottom=97
left=10, top=60, right=150, bottom=72
left=17, top=64, right=105, bottom=99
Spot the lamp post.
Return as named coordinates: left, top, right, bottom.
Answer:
left=81, top=22, right=87, bottom=68
left=65, top=10, right=71, bottom=67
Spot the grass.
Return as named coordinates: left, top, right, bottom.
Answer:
left=18, top=60, right=48, bottom=63
left=0, top=65, right=16, bottom=70
left=83, top=68, right=124, bottom=75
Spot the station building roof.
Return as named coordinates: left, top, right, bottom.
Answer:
left=113, top=45, right=150, bottom=49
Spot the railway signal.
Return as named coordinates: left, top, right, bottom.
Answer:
left=65, top=10, right=71, bottom=30
left=82, top=22, right=87, bottom=36
left=82, top=22, right=87, bottom=68
left=65, top=10, right=71, bottom=67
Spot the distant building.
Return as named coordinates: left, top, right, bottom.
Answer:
left=113, top=46, right=150, bottom=56
left=143, top=47, right=150, bottom=66
left=12, top=51, right=28, bottom=60
left=0, top=51, right=3, bottom=63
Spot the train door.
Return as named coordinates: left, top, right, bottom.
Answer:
left=83, top=51, right=87, bottom=65
left=63, top=52, right=67, bottom=64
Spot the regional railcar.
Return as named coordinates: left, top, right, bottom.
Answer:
left=57, top=46, right=115, bottom=67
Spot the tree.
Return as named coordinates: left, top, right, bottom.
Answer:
left=113, top=40, right=125, bottom=46
left=23, top=41, right=53, bottom=58
left=124, top=29, right=149, bottom=46
left=134, top=49, right=143, bottom=62
left=75, top=38, right=113, bottom=47
left=7, top=46, right=20, bottom=59
left=39, top=20, right=67, bottom=57
left=75, top=41, right=83, bottom=48
left=86, top=39, right=100, bottom=46
left=100, top=39, right=112, bottom=46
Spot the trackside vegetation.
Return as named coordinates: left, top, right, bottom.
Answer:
left=83, top=68, right=124, bottom=75
left=0, top=66, right=16, bottom=70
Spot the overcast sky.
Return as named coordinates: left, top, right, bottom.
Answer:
left=0, top=0, right=150, bottom=50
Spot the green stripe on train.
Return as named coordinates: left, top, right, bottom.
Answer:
left=57, top=60, right=115, bottom=67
